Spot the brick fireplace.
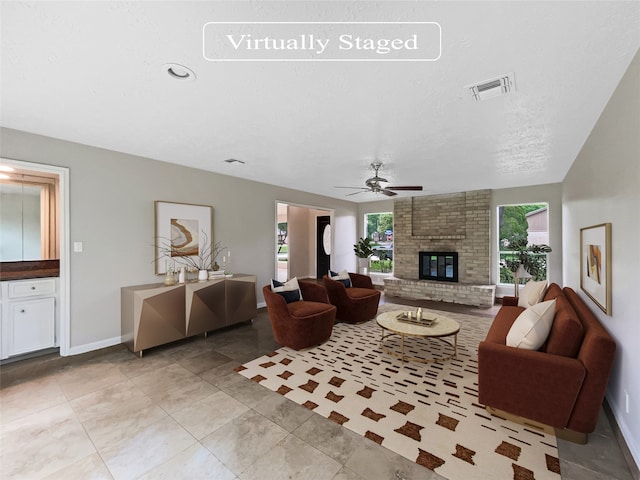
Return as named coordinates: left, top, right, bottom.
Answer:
left=383, top=189, right=496, bottom=307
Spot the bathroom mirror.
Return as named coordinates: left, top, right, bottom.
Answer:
left=0, top=167, right=59, bottom=262
left=0, top=182, right=43, bottom=261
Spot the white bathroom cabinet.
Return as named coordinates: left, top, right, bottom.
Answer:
left=1, top=278, right=58, bottom=359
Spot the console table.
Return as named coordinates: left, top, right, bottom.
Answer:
left=121, top=274, right=257, bottom=356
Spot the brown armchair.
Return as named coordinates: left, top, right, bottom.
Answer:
left=262, top=281, right=336, bottom=350
left=322, top=273, right=381, bottom=324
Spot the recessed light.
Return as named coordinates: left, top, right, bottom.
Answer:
left=0, top=165, right=15, bottom=172
left=163, top=63, right=196, bottom=81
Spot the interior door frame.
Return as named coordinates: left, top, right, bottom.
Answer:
left=1, top=158, right=71, bottom=356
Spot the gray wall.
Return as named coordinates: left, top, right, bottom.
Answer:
left=562, top=51, right=640, bottom=466
left=0, top=128, right=359, bottom=350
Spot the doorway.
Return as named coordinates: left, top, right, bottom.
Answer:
left=275, top=202, right=333, bottom=282
left=0, top=158, right=70, bottom=357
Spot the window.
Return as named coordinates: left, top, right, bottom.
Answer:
left=276, top=203, right=288, bottom=282
left=498, top=203, right=550, bottom=284
left=364, top=212, right=393, bottom=273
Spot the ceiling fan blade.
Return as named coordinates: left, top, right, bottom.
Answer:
left=380, top=189, right=398, bottom=197
left=386, top=186, right=423, bottom=191
left=334, top=186, right=368, bottom=190
left=346, top=190, right=365, bottom=196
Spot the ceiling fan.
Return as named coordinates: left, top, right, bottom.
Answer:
left=335, top=161, right=423, bottom=197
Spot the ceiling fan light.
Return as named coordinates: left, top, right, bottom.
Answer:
left=366, top=175, right=387, bottom=184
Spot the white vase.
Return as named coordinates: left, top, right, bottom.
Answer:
left=358, top=257, right=369, bottom=275
left=198, top=269, right=208, bottom=281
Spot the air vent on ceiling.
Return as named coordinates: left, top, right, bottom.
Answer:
left=466, top=73, right=516, bottom=101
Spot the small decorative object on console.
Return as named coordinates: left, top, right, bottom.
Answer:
left=396, top=310, right=436, bottom=326
left=163, top=263, right=177, bottom=285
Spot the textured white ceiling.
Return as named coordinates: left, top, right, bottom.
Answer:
left=1, top=1, right=639, bottom=202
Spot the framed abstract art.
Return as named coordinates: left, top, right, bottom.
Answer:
left=154, top=201, right=213, bottom=274
left=580, top=223, right=612, bottom=315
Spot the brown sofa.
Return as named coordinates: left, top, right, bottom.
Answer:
left=322, top=272, right=381, bottom=324
left=478, top=283, right=616, bottom=443
left=262, top=281, right=336, bottom=350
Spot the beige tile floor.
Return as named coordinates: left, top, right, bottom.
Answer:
left=0, top=296, right=635, bottom=480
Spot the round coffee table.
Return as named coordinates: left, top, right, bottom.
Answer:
left=376, top=310, right=460, bottom=363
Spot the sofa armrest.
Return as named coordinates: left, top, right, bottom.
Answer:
left=349, top=272, right=374, bottom=289
left=478, top=341, right=586, bottom=428
left=502, top=296, right=519, bottom=306
left=299, top=281, right=330, bottom=303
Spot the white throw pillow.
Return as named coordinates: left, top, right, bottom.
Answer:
left=271, top=277, right=303, bottom=303
left=329, top=269, right=352, bottom=288
left=506, top=299, right=557, bottom=350
left=329, top=269, right=350, bottom=280
left=517, top=280, right=548, bottom=308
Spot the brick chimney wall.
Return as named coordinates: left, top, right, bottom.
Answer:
left=393, top=190, right=491, bottom=284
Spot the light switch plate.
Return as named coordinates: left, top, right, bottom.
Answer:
left=73, top=242, right=83, bottom=253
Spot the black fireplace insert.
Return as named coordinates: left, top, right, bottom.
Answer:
left=419, top=252, right=458, bottom=282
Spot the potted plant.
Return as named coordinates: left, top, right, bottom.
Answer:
left=354, top=237, right=374, bottom=274
left=503, top=233, right=552, bottom=282
left=155, top=231, right=226, bottom=281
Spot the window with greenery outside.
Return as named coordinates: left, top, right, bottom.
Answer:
left=499, top=204, right=551, bottom=283
left=365, top=212, right=393, bottom=273
left=277, top=222, right=287, bottom=261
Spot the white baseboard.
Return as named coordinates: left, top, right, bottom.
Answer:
left=606, top=394, right=640, bottom=479
left=66, top=336, right=122, bottom=356
left=65, top=302, right=267, bottom=356
left=63, top=305, right=270, bottom=357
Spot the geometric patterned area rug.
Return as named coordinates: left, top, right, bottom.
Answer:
left=237, top=304, right=561, bottom=480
